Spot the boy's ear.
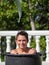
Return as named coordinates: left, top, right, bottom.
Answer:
left=15, top=39, right=18, bottom=45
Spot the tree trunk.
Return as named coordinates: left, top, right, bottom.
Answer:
left=30, top=15, right=35, bottom=30
left=28, top=0, right=35, bottom=30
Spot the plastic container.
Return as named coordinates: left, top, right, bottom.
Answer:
left=5, top=53, right=42, bottom=65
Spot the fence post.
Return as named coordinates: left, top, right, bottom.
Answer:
left=0, top=37, right=1, bottom=62
left=35, top=36, right=40, bottom=52
left=27, top=36, right=31, bottom=47
left=46, top=36, right=49, bottom=62
left=6, top=36, right=11, bottom=53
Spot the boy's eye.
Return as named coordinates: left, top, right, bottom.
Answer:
left=18, top=40, right=21, bottom=41
left=23, top=40, right=26, bottom=41
left=18, top=40, right=26, bottom=41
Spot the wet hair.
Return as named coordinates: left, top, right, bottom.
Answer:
left=15, top=31, right=28, bottom=42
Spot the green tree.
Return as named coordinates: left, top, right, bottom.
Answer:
left=0, top=0, right=49, bottom=30
left=27, top=0, right=49, bottom=30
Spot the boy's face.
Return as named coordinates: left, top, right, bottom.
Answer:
left=16, top=35, right=28, bottom=49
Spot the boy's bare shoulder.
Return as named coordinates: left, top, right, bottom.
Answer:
left=10, top=49, right=17, bottom=54
left=29, top=48, right=37, bottom=54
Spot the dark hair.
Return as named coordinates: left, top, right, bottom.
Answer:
left=15, top=31, right=28, bottom=42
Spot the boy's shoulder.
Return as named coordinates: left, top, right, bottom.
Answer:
left=29, top=48, right=37, bottom=54
left=10, top=49, right=17, bottom=54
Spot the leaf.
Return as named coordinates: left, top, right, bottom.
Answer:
left=2, top=0, right=7, bottom=3
left=15, top=0, right=22, bottom=23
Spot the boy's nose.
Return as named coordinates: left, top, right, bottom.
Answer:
left=21, top=41, right=23, bottom=44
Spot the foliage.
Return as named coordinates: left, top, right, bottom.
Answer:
left=39, top=36, right=46, bottom=60
left=0, top=0, right=31, bottom=30
left=40, top=36, right=46, bottom=51
left=0, top=0, right=49, bottom=30
left=30, top=37, right=36, bottom=48
left=29, top=0, right=49, bottom=30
